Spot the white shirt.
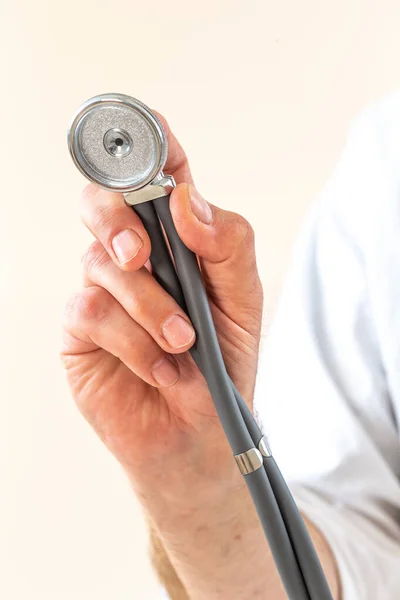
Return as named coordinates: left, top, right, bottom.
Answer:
left=163, top=93, right=400, bottom=599
left=255, top=92, right=400, bottom=599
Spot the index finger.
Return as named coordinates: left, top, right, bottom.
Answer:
left=153, top=111, right=194, bottom=185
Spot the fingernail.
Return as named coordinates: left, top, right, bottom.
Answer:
left=189, top=185, right=213, bottom=224
left=152, top=356, right=180, bottom=387
left=161, top=314, right=195, bottom=348
left=112, top=229, right=143, bottom=264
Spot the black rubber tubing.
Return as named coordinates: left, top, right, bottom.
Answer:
left=229, top=376, right=332, bottom=599
left=145, top=197, right=312, bottom=600
left=234, top=385, right=333, bottom=600
left=263, top=457, right=334, bottom=600
left=133, top=200, right=187, bottom=311
left=134, top=197, right=333, bottom=600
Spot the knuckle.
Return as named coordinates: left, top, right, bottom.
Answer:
left=91, top=203, right=116, bottom=234
left=71, top=287, right=111, bottom=324
left=238, top=215, right=255, bottom=244
left=229, top=213, right=255, bottom=248
left=82, top=183, right=101, bottom=202
left=249, top=276, right=264, bottom=313
left=80, top=187, right=119, bottom=240
left=251, top=277, right=264, bottom=311
left=82, top=241, right=110, bottom=278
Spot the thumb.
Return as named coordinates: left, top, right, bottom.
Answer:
left=169, top=183, right=263, bottom=335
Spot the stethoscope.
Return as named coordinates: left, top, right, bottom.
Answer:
left=68, top=93, right=333, bottom=600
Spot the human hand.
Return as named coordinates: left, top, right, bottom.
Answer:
left=62, top=114, right=263, bottom=514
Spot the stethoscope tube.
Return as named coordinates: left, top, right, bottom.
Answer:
left=134, top=196, right=333, bottom=600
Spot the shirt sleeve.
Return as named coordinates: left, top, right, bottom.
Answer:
left=254, top=99, right=400, bottom=599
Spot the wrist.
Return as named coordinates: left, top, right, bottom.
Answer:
left=150, top=478, right=275, bottom=600
left=130, top=450, right=244, bottom=523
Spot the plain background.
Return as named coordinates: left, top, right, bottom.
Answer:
left=2, top=1, right=400, bottom=598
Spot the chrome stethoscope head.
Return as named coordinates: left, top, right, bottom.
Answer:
left=68, top=93, right=169, bottom=194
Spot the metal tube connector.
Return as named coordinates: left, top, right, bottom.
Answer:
left=259, top=436, right=272, bottom=458
left=234, top=448, right=263, bottom=475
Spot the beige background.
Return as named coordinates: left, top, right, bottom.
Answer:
left=1, top=1, right=400, bottom=598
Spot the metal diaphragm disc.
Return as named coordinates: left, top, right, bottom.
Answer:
left=68, top=93, right=168, bottom=193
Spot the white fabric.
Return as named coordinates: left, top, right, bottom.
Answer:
left=161, top=92, right=400, bottom=598
left=255, top=92, right=400, bottom=598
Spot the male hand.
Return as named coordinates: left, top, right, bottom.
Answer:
left=62, top=114, right=263, bottom=500
left=62, top=115, right=266, bottom=598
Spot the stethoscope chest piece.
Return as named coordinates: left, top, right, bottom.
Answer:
left=68, top=93, right=168, bottom=193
